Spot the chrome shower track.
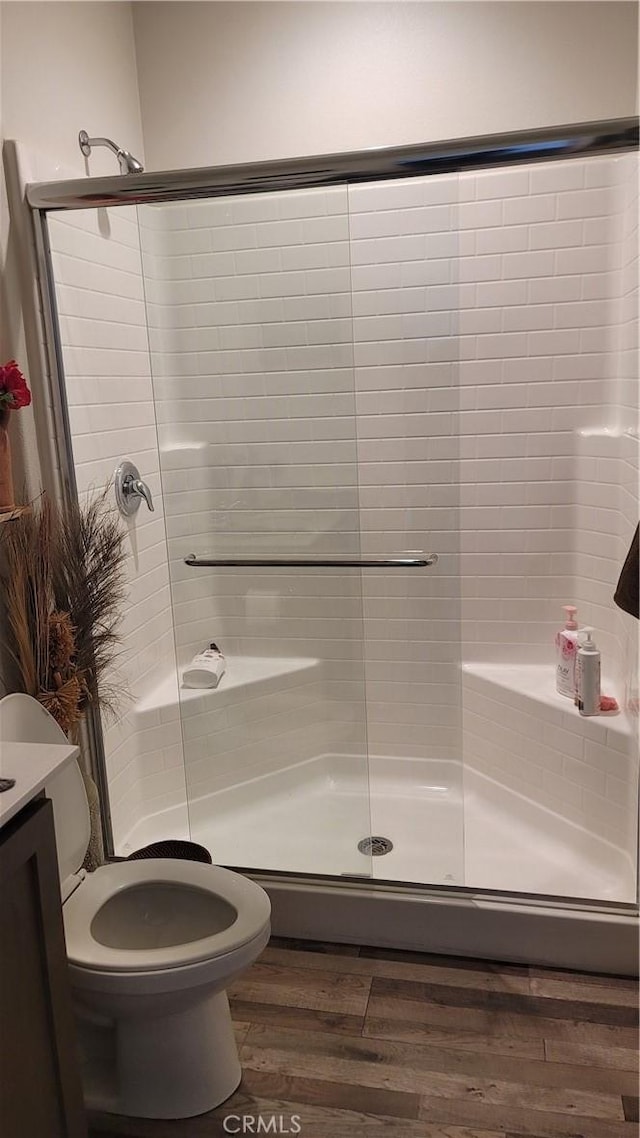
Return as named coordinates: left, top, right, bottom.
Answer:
left=27, top=118, right=638, bottom=211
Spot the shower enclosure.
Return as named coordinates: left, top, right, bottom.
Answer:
left=27, top=119, right=639, bottom=971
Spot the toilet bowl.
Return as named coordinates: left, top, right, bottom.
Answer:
left=63, top=858, right=270, bottom=1119
left=1, top=695, right=271, bottom=1120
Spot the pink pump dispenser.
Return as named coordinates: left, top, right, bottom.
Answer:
left=563, top=605, right=578, bottom=631
left=556, top=605, right=579, bottom=698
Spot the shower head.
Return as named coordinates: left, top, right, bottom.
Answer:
left=78, top=130, right=144, bottom=174
left=116, top=148, right=144, bottom=175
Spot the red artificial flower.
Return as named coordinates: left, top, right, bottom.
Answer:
left=0, top=360, right=32, bottom=410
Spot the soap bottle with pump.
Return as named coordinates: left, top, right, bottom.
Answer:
left=182, top=642, right=226, bottom=689
left=576, top=628, right=601, bottom=716
left=555, top=605, right=579, bottom=698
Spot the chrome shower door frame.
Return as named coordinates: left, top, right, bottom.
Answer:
left=27, top=119, right=640, bottom=967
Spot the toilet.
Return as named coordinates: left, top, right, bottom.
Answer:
left=1, top=695, right=271, bottom=1120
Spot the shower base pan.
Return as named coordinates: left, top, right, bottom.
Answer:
left=119, top=754, right=638, bottom=975
left=263, top=873, right=638, bottom=977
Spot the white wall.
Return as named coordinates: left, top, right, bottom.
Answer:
left=0, top=0, right=144, bottom=489
left=1, top=1, right=144, bottom=181
left=0, top=0, right=145, bottom=391
left=0, top=0, right=144, bottom=491
left=132, top=1, right=638, bottom=171
left=0, top=0, right=145, bottom=719
left=0, top=1, right=145, bottom=699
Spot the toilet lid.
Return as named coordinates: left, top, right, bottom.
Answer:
left=63, top=859, right=271, bottom=972
left=0, top=695, right=91, bottom=892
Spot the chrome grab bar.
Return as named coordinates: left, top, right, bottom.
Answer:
left=184, top=554, right=438, bottom=568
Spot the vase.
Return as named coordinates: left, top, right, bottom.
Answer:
left=69, top=722, right=105, bottom=870
left=78, top=762, right=105, bottom=871
left=0, top=407, right=15, bottom=512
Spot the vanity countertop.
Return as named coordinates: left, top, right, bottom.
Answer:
left=0, top=740, right=80, bottom=829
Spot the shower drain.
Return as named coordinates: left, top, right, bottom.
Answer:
left=358, top=835, right=394, bottom=856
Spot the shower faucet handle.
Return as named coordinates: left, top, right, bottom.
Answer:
left=114, top=460, right=154, bottom=517
left=131, top=477, right=154, bottom=512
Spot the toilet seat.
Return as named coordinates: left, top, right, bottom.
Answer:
left=63, top=858, right=271, bottom=973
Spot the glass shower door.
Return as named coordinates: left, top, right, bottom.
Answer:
left=348, top=173, right=465, bottom=888
left=138, top=185, right=374, bottom=877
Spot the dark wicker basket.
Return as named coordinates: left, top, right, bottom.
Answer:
left=127, top=839, right=212, bottom=864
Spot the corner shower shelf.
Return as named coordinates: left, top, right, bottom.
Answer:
left=135, top=655, right=323, bottom=723
left=462, top=662, right=633, bottom=747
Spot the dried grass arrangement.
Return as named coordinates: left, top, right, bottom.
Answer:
left=0, top=489, right=128, bottom=735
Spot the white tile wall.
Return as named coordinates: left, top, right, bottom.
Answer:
left=463, top=664, right=637, bottom=861
left=350, top=155, right=637, bottom=761
left=455, top=155, right=638, bottom=871
left=48, top=207, right=187, bottom=847
left=565, top=155, right=638, bottom=701
left=139, top=188, right=372, bottom=791
left=349, top=175, right=462, bottom=762
left=140, top=183, right=463, bottom=781
left=455, top=156, right=635, bottom=669
left=137, top=155, right=637, bottom=807
left=616, top=155, right=640, bottom=710
left=134, top=658, right=333, bottom=803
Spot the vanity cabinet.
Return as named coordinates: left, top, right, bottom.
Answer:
left=0, top=795, right=87, bottom=1138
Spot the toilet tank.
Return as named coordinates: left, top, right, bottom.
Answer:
left=0, top=694, right=91, bottom=897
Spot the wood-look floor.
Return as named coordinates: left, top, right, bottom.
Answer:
left=88, top=937, right=639, bottom=1138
